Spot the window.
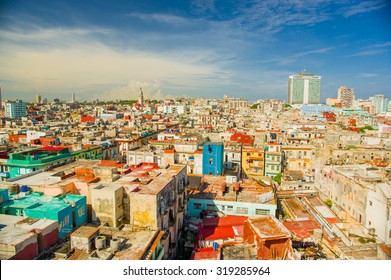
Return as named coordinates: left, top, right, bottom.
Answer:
left=227, top=206, right=233, bottom=212
left=236, top=207, right=248, bottom=214
left=64, top=215, right=70, bottom=226
left=369, top=221, right=371, bottom=226
left=207, top=204, right=216, bottom=210
left=194, top=203, right=202, bottom=210
left=247, top=153, right=250, bottom=156
left=369, top=201, right=373, bottom=206
left=389, top=230, right=391, bottom=239
left=255, top=209, right=270, bottom=215
left=209, top=158, right=213, bottom=164
left=220, top=205, right=226, bottom=211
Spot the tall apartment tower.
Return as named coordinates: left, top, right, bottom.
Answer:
left=338, top=86, right=354, bottom=108
left=371, top=94, right=389, bottom=114
left=288, top=70, right=321, bottom=105
left=36, top=95, right=42, bottom=104
left=5, top=100, right=27, bottom=119
left=138, top=87, right=144, bottom=107
left=71, top=93, right=75, bottom=103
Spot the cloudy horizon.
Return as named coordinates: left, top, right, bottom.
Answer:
left=0, top=0, right=390, bottom=103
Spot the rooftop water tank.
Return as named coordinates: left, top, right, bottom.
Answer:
left=9, top=184, right=19, bottom=195
left=110, top=238, right=120, bottom=253
left=95, top=236, right=106, bottom=250
left=20, top=185, right=29, bottom=193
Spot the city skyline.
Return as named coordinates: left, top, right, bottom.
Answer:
left=0, top=0, right=390, bottom=102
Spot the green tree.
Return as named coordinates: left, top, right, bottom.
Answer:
left=325, top=199, right=333, bottom=208
left=272, top=173, right=282, bottom=184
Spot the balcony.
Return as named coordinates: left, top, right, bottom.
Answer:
left=160, top=207, right=168, bottom=216
left=161, top=231, right=169, bottom=240
left=166, top=200, right=174, bottom=207
left=168, top=219, right=175, bottom=227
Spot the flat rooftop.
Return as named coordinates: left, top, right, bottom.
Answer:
left=66, top=227, right=161, bottom=260
left=0, top=214, right=57, bottom=256
left=189, top=175, right=276, bottom=204
left=248, top=216, right=291, bottom=239
left=119, top=164, right=186, bottom=195
left=10, top=160, right=100, bottom=187
left=70, top=226, right=100, bottom=238
left=281, top=197, right=312, bottom=221
left=221, top=244, right=257, bottom=260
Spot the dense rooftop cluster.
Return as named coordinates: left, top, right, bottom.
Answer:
left=0, top=93, right=391, bottom=260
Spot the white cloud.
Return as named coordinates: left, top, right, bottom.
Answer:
left=127, top=13, right=195, bottom=26
left=260, top=47, right=333, bottom=65
left=348, top=49, right=386, bottom=57
left=191, top=0, right=217, bottom=15
left=343, top=0, right=387, bottom=17
left=101, top=80, right=164, bottom=101
left=357, top=73, right=379, bottom=78
left=0, top=26, right=223, bottom=100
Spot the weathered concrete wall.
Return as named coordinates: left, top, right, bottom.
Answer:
left=129, top=193, right=158, bottom=229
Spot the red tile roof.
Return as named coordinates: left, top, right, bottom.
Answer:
left=283, top=220, right=320, bottom=240
left=39, top=146, right=66, bottom=151
left=202, top=216, right=248, bottom=228
left=191, top=248, right=220, bottom=260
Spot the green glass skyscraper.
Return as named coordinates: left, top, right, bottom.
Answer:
left=288, top=71, right=321, bottom=105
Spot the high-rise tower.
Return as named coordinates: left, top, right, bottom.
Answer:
left=338, top=86, right=354, bottom=108
left=5, top=100, right=27, bottom=119
left=36, top=95, right=42, bottom=104
left=288, top=70, right=321, bottom=105
left=138, top=87, right=144, bottom=107
left=371, top=94, right=389, bottom=114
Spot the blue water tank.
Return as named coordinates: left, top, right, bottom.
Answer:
left=212, top=242, right=218, bottom=251
left=291, top=134, right=295, bottom=138
left=20, top=185, right=29, bottom=192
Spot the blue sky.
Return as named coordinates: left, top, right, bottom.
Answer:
left=0, top=0, right=390, bottom=102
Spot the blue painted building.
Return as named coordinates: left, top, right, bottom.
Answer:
left=61, top=194, right=87, bottom=228
left=202, top=142, right=224, bottom=175
left=4, top=147, right=73, bottom=179
left=1, top=192, right=87, bottom=239
left=0, top=188, right=9, bottom=205
left=24, top=201, right=73, bottom=239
